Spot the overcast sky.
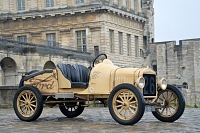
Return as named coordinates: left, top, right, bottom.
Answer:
left=154, top=0, right=200, bottom=42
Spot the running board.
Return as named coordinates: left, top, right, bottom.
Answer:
left=55, top=93, right=74, bottom=99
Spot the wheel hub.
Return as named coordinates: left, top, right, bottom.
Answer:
left=165, top=99, right=171, bottom=108
left=123, top=100, right=130, bottom=109
left=25, top=100, right=30, bottom=106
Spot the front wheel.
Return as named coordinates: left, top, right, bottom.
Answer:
left=152, top=84, right=185, bottom=122
left=108, top=84, right=145, bottom=125
left=59, top=102, right=85, bottom=118
left=13, top=86, right=43, bottom=121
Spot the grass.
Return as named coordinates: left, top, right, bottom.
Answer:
left=185, top=104, right=199, bottom=108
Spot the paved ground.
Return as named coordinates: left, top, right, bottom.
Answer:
left=0, top=107, right=199, bottom=133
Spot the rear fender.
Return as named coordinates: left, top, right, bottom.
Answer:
left=24, top=69, right=59, bottom=94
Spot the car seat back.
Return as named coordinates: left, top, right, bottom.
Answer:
left=57, top=64, right=80, bottom=82
left=72, top=64, right=89, bottom=83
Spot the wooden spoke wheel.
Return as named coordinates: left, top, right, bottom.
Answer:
left=59, top=102, right=85, bottom=118
left=113, top=89, right=138, bottom=120
left=152, top=84, right=185, bottom=122
left=108, top=84, right=145, bottom=125
left=13, top=86, right=43, bottom=121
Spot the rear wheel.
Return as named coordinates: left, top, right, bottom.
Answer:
left=59, top=102, right=85, bottom=118
left=108, top=84, right=145, bottom=125
left=13, top=86, right=43, bottom=121
left=152, top=84, right=185, bottom=122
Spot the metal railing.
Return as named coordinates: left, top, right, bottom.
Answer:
left=0, top=35, right=94, bottom=62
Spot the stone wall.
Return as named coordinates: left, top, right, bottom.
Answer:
left=0, top=86, right=18, bottom=108
left=150, top=38, right=200, bottom=106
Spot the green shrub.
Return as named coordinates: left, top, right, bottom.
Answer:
left=194, top=104, right=199, bottom=108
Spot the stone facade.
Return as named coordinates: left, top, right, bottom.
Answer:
left=0, top=0, right=154, bottom=67
left=0, top=0, right=154, bottom=85
left=149, top=38, right=200, bottom=107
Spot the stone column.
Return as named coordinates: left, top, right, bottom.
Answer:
left=0, top=67, right=2, bottom=86
left=26, top=55, right=32, bottom=72
left=156, top=43, right=167, bottom=80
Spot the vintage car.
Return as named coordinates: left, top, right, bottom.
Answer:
left=13, top=54, right=185, bottom=125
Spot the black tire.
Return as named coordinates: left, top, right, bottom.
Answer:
left=152, top=84, right=185, bottom=122
left=19, top=70, right=39, bottom=88
left=59, top=102, right=85, bottom=118
left=13, top=85, right=43, bottom=121
left=108, top=84, right=145, bottom=125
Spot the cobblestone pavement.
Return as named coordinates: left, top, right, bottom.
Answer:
left=0, top=107, right=199, bottom=133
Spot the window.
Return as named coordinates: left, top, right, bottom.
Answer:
left=17, top=35, right=27, bottom=42
left=135, top=36, right=139, bottom=57
left=126, top=0, right=129, bottom=8
left=94, top=46, right=99, bottom=56
left=76, top=30, right=86, bottom=52
left=17, top=0, right=25, bottom=11
left=182, top=82, right=188, bottom=89
left=76, top=0, right=84, bottom=4
left=118, top=32, right=123, bottom=54
left=133, top=0, right=137, bottom=11
left=153, top=65, right=157, bottom=72
left=127, top=34, right=131, bottom=56
left=152, top=61, right=157, bottom=73
left=46, top=0, right=54, bottom=7
left=117, top=0, right=120, bottom=5
left=109, top=30, right=114, bottom=53
left=140, top=49, right=144, bottom=57
left=46, top=33, right=56, bottom=47
left=143, top=36, right=147, bottom=50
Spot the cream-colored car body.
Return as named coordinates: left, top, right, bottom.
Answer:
left=24, top=59, right=158, bottom=102
left=14, top=55, right=185, bottom=125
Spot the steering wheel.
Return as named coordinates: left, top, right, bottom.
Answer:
left=92, top=53, right=107, bottom=67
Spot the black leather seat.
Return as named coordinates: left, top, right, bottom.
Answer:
left=72, top=64, right=89, bottom=83
left=57, top=63, right=89, bottom=88
left=57, top=64, right=79, bottom=82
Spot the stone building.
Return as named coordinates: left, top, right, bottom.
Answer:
left=0, top=0, right=154, bottom=86
left=0, top=0, right=155, bottom=107
left=149, top=38, right=200, bottom=107
left=0, top=0, right=154, bottom=66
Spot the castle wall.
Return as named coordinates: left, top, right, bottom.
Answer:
left=151, top=38, right=200, bottom=106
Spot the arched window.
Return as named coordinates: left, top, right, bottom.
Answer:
left=151, top=61, right=157, bottom=72
left=182, top=82, right=188, bottom=89
left=0, top=57, right=17, bottom=85
left=43, top=61, right=56, bottom=69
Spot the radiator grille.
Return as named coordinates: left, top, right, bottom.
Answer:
left=143, top=74, right=156, bottom=96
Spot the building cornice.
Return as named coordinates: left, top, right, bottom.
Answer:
left=0, top=4, right=146, bottom=23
